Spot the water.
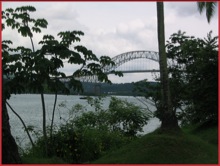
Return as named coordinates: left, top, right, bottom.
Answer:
left=7, top=94, right=161, bottom=149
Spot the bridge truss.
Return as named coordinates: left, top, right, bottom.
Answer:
left=103, top=50, right=159, bottom=73
left=76, top=50, right=160, bottom=82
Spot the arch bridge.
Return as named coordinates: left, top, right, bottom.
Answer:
left=103, top=50, right=159, bottom=73
left=79, top=50, right=160, bottom=82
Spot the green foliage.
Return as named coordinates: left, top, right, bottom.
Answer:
left=108, top=97, right=150, bottom=136
left=134, top=31, right=218, bottom=127
left=3, top=6, right=47, bottom=37
left=73, top=97, right=150, bottom=136
left=2, top=5, right=122, bottom=159
left=44, top=126, right=131, bottom=163
left=25, top=97, right=149, bottom=163
left=166, top=30, right=218, bottom=125
left=2, top=5, right=120, bottom=99
left=197, top=2, right=217, bottom=23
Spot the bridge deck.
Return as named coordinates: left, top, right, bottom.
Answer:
left=105, top=69, right=160, bottom=74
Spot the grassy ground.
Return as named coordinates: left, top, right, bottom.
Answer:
left=21, top=156, right=67, bottom=164
left=91, top=126, right=218, bottom=164
left=184, top=124, right=218, bottom=145
left=21, top=125, right=218, bottom=164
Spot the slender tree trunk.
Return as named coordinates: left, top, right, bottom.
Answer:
left=6, top=101, right=35, bottom=148
left=41, top=92, right=48, bottom=156
left=50, top=92, right=57, bottom=138
left=2, top=97, right=22, bottom=163
left=156, top=2, right=179, bottom=130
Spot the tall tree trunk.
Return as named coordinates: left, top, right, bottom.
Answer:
left=156, top=2, right=179, bottom=130
left=2, top=97, right=22, bottom=163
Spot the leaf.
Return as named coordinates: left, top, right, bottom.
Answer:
left=35, top=18, right=48, bottom=28
left=32, top=27, right=41, bottom=33
left=5, top=8, right=14, bottom=13
left=2, top=23, right=5, bottom=30
left=110, top=70, right=123, bottom=77
left=100, top=56, right=115, bottom=66
left=51, top=57, right=64, bottom=68
left=15, top=6, right=36, bottom=13
left=2, top=40, right=13, bottom=45
left=74, top=45, right=98, bottom=61
left=6, top=18, right=15, bottom=27
left=58, top=31, right=84, bottom=47
left=42, top=34, right=55, bottom=40
left=18, top=26, right=32, bottom=37
left=14, top=61, right=23, bottom=72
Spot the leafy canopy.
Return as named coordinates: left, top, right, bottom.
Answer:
left=2, top=6, right=122, bottom=99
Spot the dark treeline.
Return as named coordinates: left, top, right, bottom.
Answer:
left=4, top=76, right=157, bottom=96
left=24, top=81, right=157, bottom=96
left=81, top=81, right=157, bottom=96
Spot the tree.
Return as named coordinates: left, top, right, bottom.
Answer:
left=197, top=2, right=217, bottom=23
left=156, top=2, right=179, bottom=130
left=166, top=31, right=218, bottom=125
left=2, top=6, right=121, bottom=163
left=136, top=30, right=218, bottom=127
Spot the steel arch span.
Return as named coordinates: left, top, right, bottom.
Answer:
left=76, top=50, right=159, bottom=82
left=103, top=50, right=159, bottom=73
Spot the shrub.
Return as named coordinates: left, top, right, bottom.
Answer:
left=26, top=96, right=150, bottom=163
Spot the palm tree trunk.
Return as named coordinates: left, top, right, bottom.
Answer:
left=156, top=2, right=179, bottom=130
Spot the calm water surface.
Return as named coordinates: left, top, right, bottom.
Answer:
left=7, top=94, right=161, bottom=149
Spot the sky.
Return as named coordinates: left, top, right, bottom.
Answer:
left=2, top=2, right=219, bottom=83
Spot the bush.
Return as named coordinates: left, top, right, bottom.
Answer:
left=25, top=96, right=150, bottom=163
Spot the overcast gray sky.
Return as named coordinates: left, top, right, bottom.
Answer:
left=2, top=2, right=218, bottom=83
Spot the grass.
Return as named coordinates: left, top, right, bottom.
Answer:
left=21, top=156, right=67, bottom=164
left=21, top=125, right=218, bottom=164
left=186, top=125, right=218, bottom=145
left=91, top=126, right=218, bottom=164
